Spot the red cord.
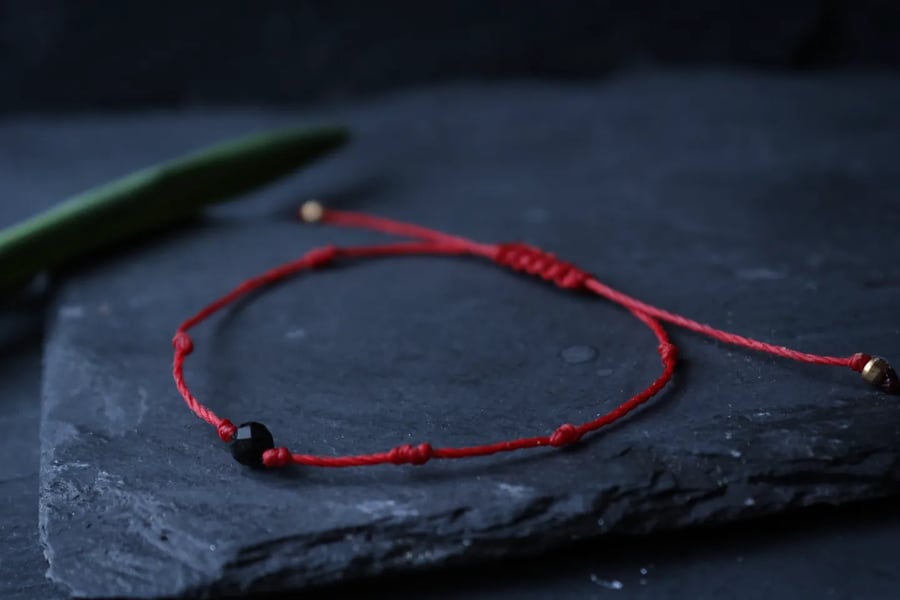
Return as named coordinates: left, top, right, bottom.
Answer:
left=172, top=204, right=893, bottom=469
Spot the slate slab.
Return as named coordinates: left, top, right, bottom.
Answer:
left=0, top=318, right=64, bottom=600
left=309, top=500, right=900, bottom=599
left=39, top=73, right=900, bottom=598
left=0, top=196, right=68, bottom=599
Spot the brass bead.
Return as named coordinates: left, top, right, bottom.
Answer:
left=861, top=357, right=891, bottom=387
left=300, top=200, right=324, bottom=223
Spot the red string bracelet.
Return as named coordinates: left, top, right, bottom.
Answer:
left=172, top=201, right=898, bottom=469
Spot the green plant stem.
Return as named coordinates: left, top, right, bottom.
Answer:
left=0, top=125, right=349, bottom=292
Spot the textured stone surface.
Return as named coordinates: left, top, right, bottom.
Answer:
left=0, top=198, right=66, bottom=599
left=0, top=319, right=63, bottom=600
left=308, top=501, right=900, bottom=599
left=38, top=73, right=900, bottom=598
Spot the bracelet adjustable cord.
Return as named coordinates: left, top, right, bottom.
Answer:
left=172, top=201, right=896, bottom=470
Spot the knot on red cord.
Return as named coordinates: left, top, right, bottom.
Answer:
left=849, top=353, right=872, bottom=372
left=306, top=245, right=339, bottom=268
left=549, top=423, right=582, bottom=447
left=389, top=443, right=434, bottom=465
left=495, top=243, right=589, bottom=290
left=216, top=419, right=237, bottom=442
left=263, top=447, right=292, bottom=468
left=172, top=331, right=194, bottom=354
left=659, top=342, right=678, bottom=364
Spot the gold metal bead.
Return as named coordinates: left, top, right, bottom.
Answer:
left=299, top=200, right=324, bottom=223
left=861, top=357, right=891, bottom=387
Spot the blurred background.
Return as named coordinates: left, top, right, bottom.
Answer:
left=2, top=0, right=899, bottom=113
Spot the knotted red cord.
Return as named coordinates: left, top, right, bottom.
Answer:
left=172, top=203, right=895, bottom=469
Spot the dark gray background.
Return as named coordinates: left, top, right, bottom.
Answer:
left=2, top=0, right=900, bottom=113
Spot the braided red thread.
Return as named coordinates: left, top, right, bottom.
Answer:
left=582, top=278, right=852, bottom=368
left=217, top=420, right=237, bottom=443
left=172, top=331, right=235, bottom=438
left=263, top=447, right=293, bottom=468
left=849, top=352, right=872, bottom=372
left=389, top=443, right=435, bottom=465
left=304, top=245, right=340, bottom=268
left=495, top=243, right=589, bottom=290
left=659, top=342, right=677, bottom=364
left=172, top=331, right=194, bottom=354
left=172, top=204, right=889, bottom=471
left=549, top=424, right=582, bottom=447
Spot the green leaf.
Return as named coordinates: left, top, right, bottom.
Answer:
left=0, top=125, right=349, bottom=291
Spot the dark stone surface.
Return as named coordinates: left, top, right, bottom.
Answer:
left=37, top=73, right=900, bottom=598
left=0, top=320, right=63, bottom=600
left=3, top=0, right=900, bottom=113
left=304, top=501, right=900, bottom=599
left=0, top=202, right=66, bottom=598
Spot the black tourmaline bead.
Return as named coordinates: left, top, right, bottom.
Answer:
left=230, top=422, right=274, bottom=468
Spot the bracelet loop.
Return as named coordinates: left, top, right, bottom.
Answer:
left=172, top=203, right=890, bottom=471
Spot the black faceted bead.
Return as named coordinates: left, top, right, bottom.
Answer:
left=230, top=422, right=274, bottom=468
